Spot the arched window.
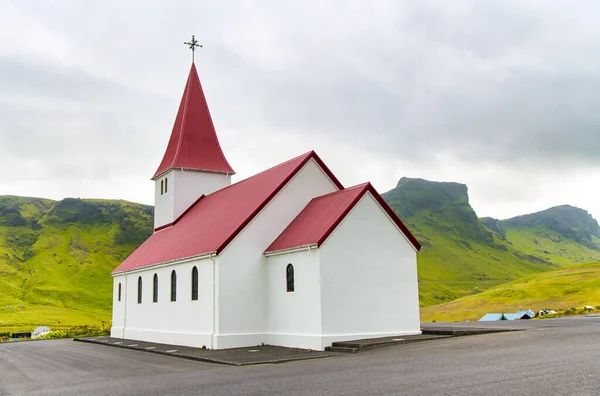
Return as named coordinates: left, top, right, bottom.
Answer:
left=160, top=180, right=164, bottom=195
left=286, top=264, right=294, bottom=292
left=165, top=178, right=168, bottom=193
left=191, top=266, right=199, bottom=301
left=153, top=274, right=158, bottom=303
left=171, top=270, right=177, bottom=302
left=137, top=276, right=143, bottom=303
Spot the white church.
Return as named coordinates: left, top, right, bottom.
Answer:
left=110, top=60, right=422, bottom=351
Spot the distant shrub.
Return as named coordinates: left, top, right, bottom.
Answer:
left=38, top=326, right=109, bottom=340
left=39, top=330, right=69, bottom=340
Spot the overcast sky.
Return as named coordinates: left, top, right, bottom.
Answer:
left=1, top=0, right=599, bottom=221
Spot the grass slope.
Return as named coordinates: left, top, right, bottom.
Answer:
left=420, top=262, right=600, bottom=322
left=383, top=178, right=600, bottom=306
left=0, top=196, right=152, bottom=332
left=3, top=176, right=600, bottom=332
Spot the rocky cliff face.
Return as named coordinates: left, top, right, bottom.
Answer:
left=500, top=205, right=600, bottom=250
left=383, top=177, right=493, bottom=244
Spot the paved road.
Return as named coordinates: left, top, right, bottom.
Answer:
left=1, top=317, right=599, bottom=396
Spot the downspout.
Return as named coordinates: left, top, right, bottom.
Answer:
left=210, top=253, right=216, bottom=349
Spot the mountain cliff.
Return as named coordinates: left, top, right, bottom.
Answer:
left=382, top=178, right=600, bottom=306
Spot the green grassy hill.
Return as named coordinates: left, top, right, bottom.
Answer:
left=0, top=196, right=152, bottom=332
left=383, top=178, right=600, bottom=306
left=420, top=262, right=600, bottom=322
left=2, top=177, right=599, bottom=332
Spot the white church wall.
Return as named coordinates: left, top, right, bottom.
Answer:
left=214, top=159, right=340, bottom=349
left=111, top=257, right=215, bottom=348
left=154, top=169, right=175, bottom=229
left=110, top=275, right=126, bottom=338
left=154, top=169, right=232, bottom=230
left=173, top=169, right=231, bottom=221
left=266, top=249, right=322, bottom=350
left=318, top=192, right=421, bottom=348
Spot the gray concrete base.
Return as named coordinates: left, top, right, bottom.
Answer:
left=75, top=324, right=522, bottom=364
left=74, top=336, right=342, bottom=366
left=421, top=325, right=523, bottom=336
left=325, top=333, right=452, bottom=353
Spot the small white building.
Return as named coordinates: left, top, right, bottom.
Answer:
left=32, top=326, right=52, bottom=339
left=110, top=61, right=422, bottom=351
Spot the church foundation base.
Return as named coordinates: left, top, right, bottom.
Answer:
left=109, top=328, right=423, bottom=351
left=211, top=333, right=267, bottom=350
left=267, top=330, right=423, bottom=351
left=319, top=330, right=422, bottom=349
left=111, top=327, right=213, bottom=349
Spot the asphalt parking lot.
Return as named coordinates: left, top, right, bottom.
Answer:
left=1, top=317, right=599, bottom=396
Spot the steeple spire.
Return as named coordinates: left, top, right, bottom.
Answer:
left=152, top=62, right=235, bottom=179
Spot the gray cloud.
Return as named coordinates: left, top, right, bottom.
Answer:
left=1, top=0, right=600, bottom=218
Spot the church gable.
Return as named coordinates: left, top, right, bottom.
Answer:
left=265, top=182, right=421, bottom=254
left=317, top=189, right=421, bottom=337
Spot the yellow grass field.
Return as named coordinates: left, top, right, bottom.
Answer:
left=421, top=262, right=600, bottom=322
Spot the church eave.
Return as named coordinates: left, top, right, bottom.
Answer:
left=263, top=243, right=319, bottom=257
left=151, top=166, right=235, bottom=181
left=111, top=250, right=217, bottom=276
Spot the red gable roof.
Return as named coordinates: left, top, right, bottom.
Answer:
left=265, top=182, right=421, bottom=253
left=153, top=63, right=235, bottom=179
left=113, top=151, right=343, bottom=274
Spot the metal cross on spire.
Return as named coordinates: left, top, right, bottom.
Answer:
left=184, top=35, right=202, bottom=62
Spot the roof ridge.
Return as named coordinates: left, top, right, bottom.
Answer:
left=205, top=151, right=315, bottom=196
left=309, top=182, right=370, bottom=202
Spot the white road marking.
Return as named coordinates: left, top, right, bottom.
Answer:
left=392, top=339, right=405, bottom=341
left=145, top=346, right=156, bottom=349
left=166, top=350, right=178, bottom=353
left=247, top=349, right=260, bottom=353
left=114, top=342, right=123, bottom=345
left=128, top=344, right=138, bottom=347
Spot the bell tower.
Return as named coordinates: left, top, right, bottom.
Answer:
left=152, top=55, right=235, bottom=230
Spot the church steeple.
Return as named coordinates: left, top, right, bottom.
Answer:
left=152, top=44, right=235, bottom=230
left=152, top=62, right=235, bottom=180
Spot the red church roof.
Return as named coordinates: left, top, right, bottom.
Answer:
left=152, top=63, right=235, bottom=179
left=113, top=151, right=343, bottom=274
left=265, top=182, right=421, bottom=253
